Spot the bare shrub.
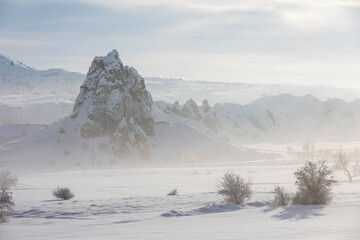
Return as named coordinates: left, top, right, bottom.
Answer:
left=0, top=170, right=17, bottom=191
left=293, top=161, right=336, bottom=205
left=0, top=191, right=15, bottom=209
left=53, top=187, right=74, bottom=200
left=217, top=171, right=252, bottom=204
left=333, top=149, right=360, bottom=182
left=58, top=128, right=65, bottom=134
left=0, top=170, right=17, bottom=223
left=272, top=186, right=293, bottom=207
left=167, top=188, right=178, bottom=196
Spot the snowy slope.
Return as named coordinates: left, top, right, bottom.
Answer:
left=0, top=53, right=84, bottom=125
left=0, top=53, right=84, bottom=97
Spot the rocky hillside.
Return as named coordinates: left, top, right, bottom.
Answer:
left=154, top=94, right=360, bottom=144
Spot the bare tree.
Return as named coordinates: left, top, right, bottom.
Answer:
left=53, top=187, right=74, bottom=200
left=293, top=161, right=336, bottom=205
left=0, top=170, right=17, bottom=223
left=217, top=171, right=252, bottom=205
left=272, top=186, right=293, bottom=207
left=333, top=149, right=360, bottom=182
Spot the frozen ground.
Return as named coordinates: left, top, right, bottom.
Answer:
left=1, top=164, right=359, bottom=240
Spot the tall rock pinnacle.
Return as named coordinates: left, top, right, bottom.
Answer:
left=72, top=50, right=154, bottom=158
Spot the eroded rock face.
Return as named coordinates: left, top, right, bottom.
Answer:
left=180, top=99, right=202, bottom=121
left=72, top=50, right=154, bottom=158
left=201, top=99, right=210, bottom=113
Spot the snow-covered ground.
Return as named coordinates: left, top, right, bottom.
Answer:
left=1, top=164, right=359, bottom=239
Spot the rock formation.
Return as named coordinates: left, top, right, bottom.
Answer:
left=72, top=50, right=154, bottom=158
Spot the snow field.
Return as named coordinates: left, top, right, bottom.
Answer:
left=1, top=164, right=359, bottom=239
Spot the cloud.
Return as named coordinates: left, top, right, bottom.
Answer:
left=1, top=0, right=359, bottom=86
left=0, top=38, right=48, bottom=46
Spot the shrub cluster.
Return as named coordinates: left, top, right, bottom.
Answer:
left=217, top=161, right=336, bottom=207
left=53, top=187, right=75, bottom=200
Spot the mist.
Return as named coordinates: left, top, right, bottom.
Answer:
left=1, top=1, right=360, bottom=239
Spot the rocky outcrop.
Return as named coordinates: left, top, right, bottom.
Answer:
left=180, top=99, right=202, bottom=121
left=72, top=50, right=154, bottom=158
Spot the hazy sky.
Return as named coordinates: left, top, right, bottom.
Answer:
left=0, top=0, right=359, bottom=87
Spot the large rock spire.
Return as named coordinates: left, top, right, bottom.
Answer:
left=72, top=50, right=154, bottom=158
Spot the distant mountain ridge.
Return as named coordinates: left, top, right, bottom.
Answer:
left=146, top=77, right=360, bottom=105
left=154, top=94, right=360, bottom=144
left=0, top=53, right=85, bottom=125
left=0, top=53, right=84, bottom=97
left=1, top=52, right=360, bottom=146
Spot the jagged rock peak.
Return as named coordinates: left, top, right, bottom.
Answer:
left=202, top=99, right=210, bottom=113
left=72, top=50, right=154, bottom=159
left=181, top=99, right=202, bottom=121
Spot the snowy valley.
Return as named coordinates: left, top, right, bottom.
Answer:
left=0, top=50, right=359, bottom=240
left=1, top=51, right=360, bottom=169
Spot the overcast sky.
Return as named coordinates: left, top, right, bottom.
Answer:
left=0, top=0, right=359, bottom=87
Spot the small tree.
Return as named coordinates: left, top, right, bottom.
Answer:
left=272, top=186, right=293, bottom=207
left=293, top=161, right=336, bottom=205
left=217, top=171, right=252, bottom=204
left=0, top=170, right=17, bottom=223
left=333, top=149, right=360, bottom=182
left=53, top=187, right=74, bottom=200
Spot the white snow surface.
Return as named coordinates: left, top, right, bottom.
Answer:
left=0, top=164, right=359, bottom=239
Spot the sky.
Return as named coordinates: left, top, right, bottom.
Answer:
left=0, top=0, right=359, bottom=87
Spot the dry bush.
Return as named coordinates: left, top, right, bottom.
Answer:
left=0, top=170, right=17, bottom=223
left=272, top=186, right=293, bottom=207
left=293, top=161, right=336, bottom=205
left=53, top=187, right=75, bottom=200
left=167, top=188, right=178, bottom=196
left=217, top=171, right=252, bottom=205
left=0, top=170, right=17, bottom=191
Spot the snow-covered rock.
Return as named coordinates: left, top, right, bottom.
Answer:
left=154, top=94, right=360, bottom=144
left=71, top=50, right=154, bottom=158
